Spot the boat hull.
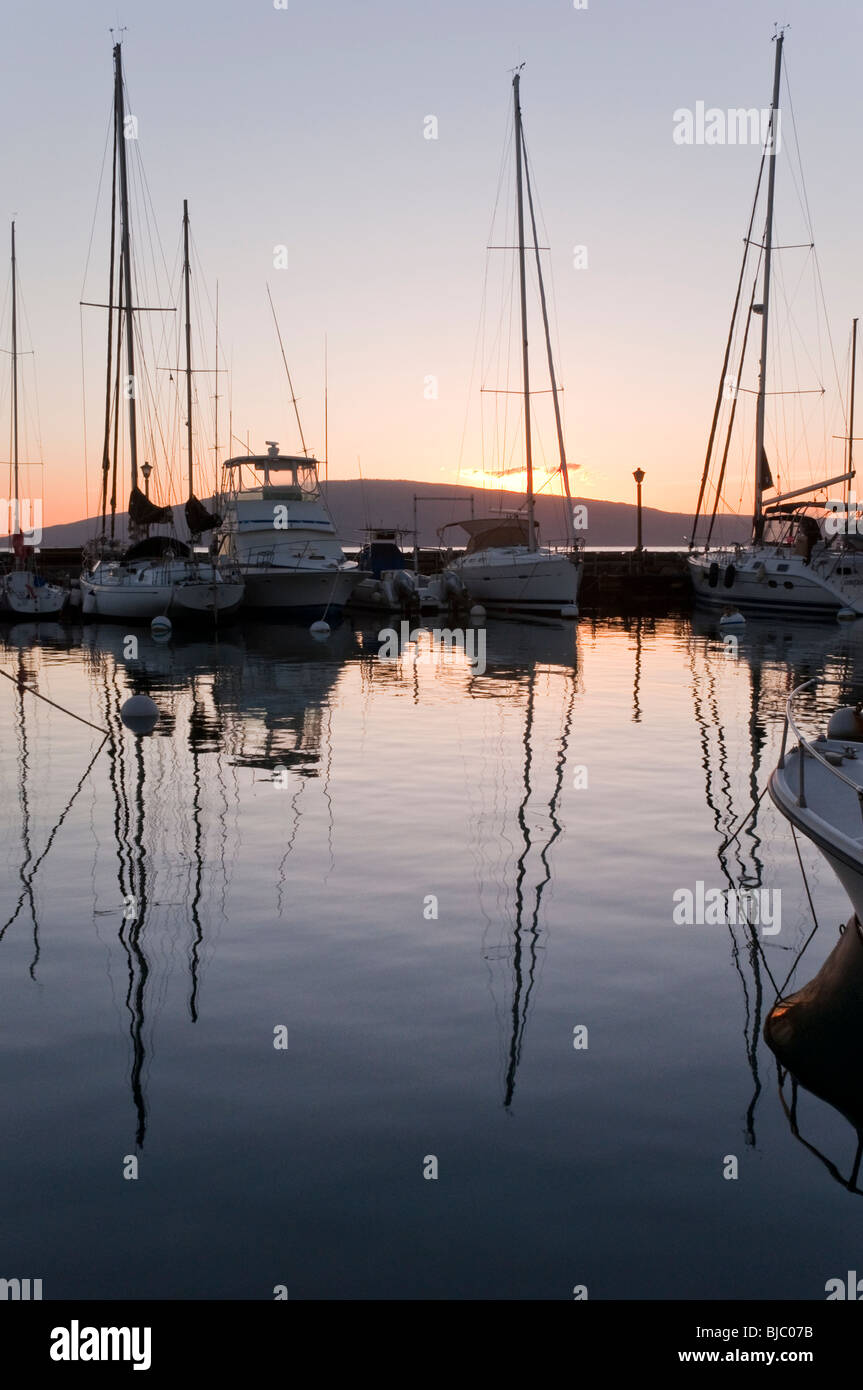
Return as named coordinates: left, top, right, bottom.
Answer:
left=170, top=582, right=244, bottom=617
left=448, top=549, right=581, bottom=616
left=769, top=750, right=863, bottom=922
left=240, top=567, right=360, bottom=617
left=2, top=570, right=67, bottom=618
left=80, top=577, right=243, bottom=622
left=689, top=550, right=863, bottom=617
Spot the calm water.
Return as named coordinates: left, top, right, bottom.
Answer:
left=2, top=611, right=863, bottom=1300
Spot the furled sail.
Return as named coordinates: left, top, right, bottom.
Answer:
left=184, top=494, right=222, bottom=533
left=128, top=487, right=173, bottom=526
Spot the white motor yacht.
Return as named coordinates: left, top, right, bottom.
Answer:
left=218, top=444, right=363, bottom=618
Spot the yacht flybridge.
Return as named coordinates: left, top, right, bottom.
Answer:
left=688, top=31, right=863, bottom=619
left=217, top=444, right=363, bottom=617
left=445, top=70, right=581, bottom=619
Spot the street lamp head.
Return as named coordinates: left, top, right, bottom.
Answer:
left=633, top=468, right=645, bottom=484
left=141, top=461, right=153, bottom=481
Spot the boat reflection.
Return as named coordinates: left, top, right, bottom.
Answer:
left=464, top=619, right=580, bottom=1108
left=689, top=610, right=863, bottom=1152
left=765, top=915, right=863, bottom=1194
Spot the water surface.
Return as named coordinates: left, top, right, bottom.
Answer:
left=2, top=612, right=862, bottom=1299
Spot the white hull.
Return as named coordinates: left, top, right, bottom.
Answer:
left=241, top=566, right=359, bottom=615
left=170, top=581, right=244, bottom=617
left=80, top=566, right=244, bottom=622
left=770, top=739, right=863, bottom=921
left=2, top=570, right=67, bottom=618
left=81, top=579, right=174, bottom=620
left=822, top=852, right=863, bottom=927
left=448, top=548, right=581, bottom=615
left=689, top=547, right=863, bottom=617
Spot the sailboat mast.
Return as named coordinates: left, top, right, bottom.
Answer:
left=848, top=317, right=858, bottom=508
left=114, top=42, right=138, bottom=489
left=213, top=280, right=220, bottom=495
left=99, top=114, right=119, bottom=534
left=523, top=150, right=574, bottom=544
left=324, top=334, right=328, bottom=484
left=10, top=222, right=19, bottom=523
left=513, top=71, right=536, bottom=552
left=183, top=199, right=194, bottom=497
left=753, top=32, right=783, bottom=536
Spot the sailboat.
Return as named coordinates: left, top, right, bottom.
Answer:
left=80, top=44, right=243, bottom=624
left=765, top=915, right=863, bottom=1194
left=1, top=224, right=66, bottom=618
left=442, top=70, right=582, bottom=619
left=689, top=31, right=863, bottom=618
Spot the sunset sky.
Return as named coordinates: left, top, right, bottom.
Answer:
left=1, top=0, right=862, bottom=529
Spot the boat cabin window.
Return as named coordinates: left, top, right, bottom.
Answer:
left=259, top=462, right=319, bottom=495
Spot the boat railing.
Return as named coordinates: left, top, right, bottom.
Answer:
left=781, top=678, right=863, bottom=822
left=247, top=545, right=276, bottom=569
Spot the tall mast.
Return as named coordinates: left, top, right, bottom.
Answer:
left=523, top=148, right=574, bottom=544
left=213, top=280, right=220, bottom=496
left=753, top=31, right=783, bottom=536
left=848, top=317, right=858, bottom=508
left=183, top=199, right=194, bottom=497
left=513, top=71, right=536, bottom=552
left=99, top=112, right=119, bottom=533
left=114, top=42, right=138, bottom=489
left=10, top=223, right=19, bottom=520
left=324, top=334, right=328, bottom=484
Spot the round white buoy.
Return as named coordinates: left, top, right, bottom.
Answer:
left=719, top=610, right=746, bottom=628
left=827, top=706, right=863, bottom=741
left=151, top=614, right=172, bottom=635
left=837, top=607, right=856, bottom=621
left=310, top=620, right=331, bottom=637
left=120, top=694, right=160, bottom=735
left=469, top=605, right=486, bottom=620
left=560, top=605, right=578, bottom=618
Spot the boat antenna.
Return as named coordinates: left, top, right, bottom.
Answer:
left=266, top=283, right=308, bottom=456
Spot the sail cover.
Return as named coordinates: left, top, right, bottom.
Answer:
left=128, top=487, right=173, bottom=526
left=445, top=516, right=535, bottom=553
left=185, top=494, right=222, bottom=533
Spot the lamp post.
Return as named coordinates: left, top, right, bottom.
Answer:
left=141, top=461, right=152, bottom=498
left=633, top=468, right=645, bottom=554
